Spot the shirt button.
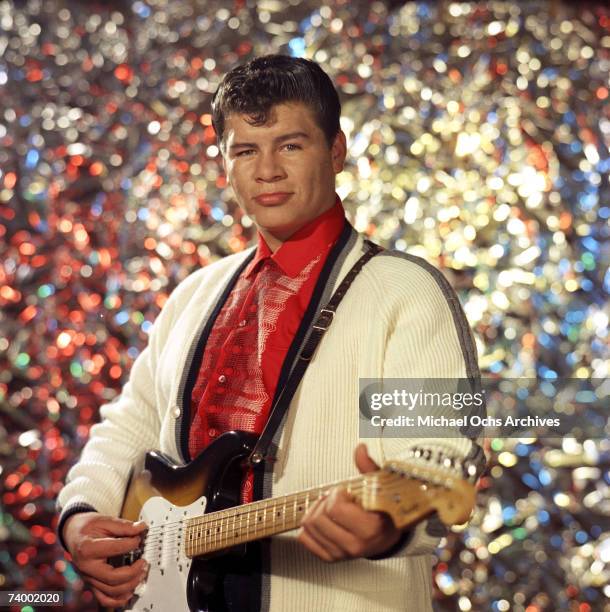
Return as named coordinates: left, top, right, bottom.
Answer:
left=171, top=405, right=181, bottom=418
left=218, top=375, right=226, bottom=383
left=238, top=319, right=247, bottom=327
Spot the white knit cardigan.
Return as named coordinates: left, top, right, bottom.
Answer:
left=58, top=229, right=484, bottom=612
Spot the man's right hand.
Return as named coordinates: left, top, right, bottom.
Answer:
left=63, top=512, right=149, bottom=608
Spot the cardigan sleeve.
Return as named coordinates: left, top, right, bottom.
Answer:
left=369, top=253, right=486, bottom=558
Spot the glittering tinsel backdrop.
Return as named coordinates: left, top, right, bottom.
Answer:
left=1, top=0, right=609, bottom=610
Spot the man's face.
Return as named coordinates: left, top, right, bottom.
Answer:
left=222, top=102, right=347, bottom=251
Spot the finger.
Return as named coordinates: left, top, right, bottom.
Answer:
left=86, top=564, right=148, bottom=599
left=79, top=534, right=144, bottom=560
left=91, top=585, right=132, bottom=608
left=81, top=557, right=147, bottom=586
left=354, top=443, right=379, bottom=473
left=301, top=492, right=328, bottom=521
left=300, top=491, right=359, bottom=555
left=96, top=517, right=148, bottom=536
left=324, top=489, right=388, bottom=541
left=297, top=528, right=336, bottom=562
left=306, top=511, right=363, bottom=558
left=300, top=514, right=347, bottom=561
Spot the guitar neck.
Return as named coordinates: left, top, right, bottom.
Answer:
left=184, top=473, right=377, bottom=558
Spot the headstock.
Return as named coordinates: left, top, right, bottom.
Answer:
left=360, top=456, right=476, bottom=529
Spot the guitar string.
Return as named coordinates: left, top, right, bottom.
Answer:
left=135, top=472, right=458, bottom=548
left=127, top=476, right=459, bottom=559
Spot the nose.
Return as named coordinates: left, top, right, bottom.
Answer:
left=255, top=149, right=286, bottom=183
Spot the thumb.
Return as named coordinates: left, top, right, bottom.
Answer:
left=354, top=443, right=379, bottom=474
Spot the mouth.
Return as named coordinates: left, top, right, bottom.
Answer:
left=253, top=192, right=293, bottom=205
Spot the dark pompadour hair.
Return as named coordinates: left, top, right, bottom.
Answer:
left=211, top=54, right=341, bottom=154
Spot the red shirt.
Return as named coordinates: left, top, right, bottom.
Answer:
left=189, top=195, right=345, bottom=501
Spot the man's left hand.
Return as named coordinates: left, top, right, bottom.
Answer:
left=297, top=443, right=402, bottom=562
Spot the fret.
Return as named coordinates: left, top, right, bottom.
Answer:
left=208, top=515, right=214, bottom=551
left=256, top=505, right=262, bottom=536
left=230, top=507, right=237, bottom=544
left=241, top=505, right=246, bottom=545
left=362, top=476, right=367, bottom=508
left=223, top=509, right=228, bottom=547
left=222, top=509, right=227, bottom=548
left=218, top=512, right=227, bottom=548
left=263, top=499, right=267, bottom=538
left=269, top=498, right=274, bottom=539
left=282, top=498, right=286, bottom=531
left=228, top=512, right=240, bottom=544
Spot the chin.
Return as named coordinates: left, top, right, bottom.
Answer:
left=259, top=219, right=301, bottom=240
left=253, top=210, right=299, bottom=229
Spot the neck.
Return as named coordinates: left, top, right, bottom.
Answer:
left=183, top=472, right=374, bottom=558
left=256, top=194, right=339, bottom=253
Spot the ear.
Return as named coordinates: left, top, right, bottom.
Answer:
left=331, top=130, right=347, bottom=174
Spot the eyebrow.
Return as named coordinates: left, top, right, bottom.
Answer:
left=228, top=131, right=310, bottom=151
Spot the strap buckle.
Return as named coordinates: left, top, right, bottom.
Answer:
left=312, top=308, right=335, bottom=331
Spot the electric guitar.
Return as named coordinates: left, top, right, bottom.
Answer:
left=111, top=430, right=476, bottom=611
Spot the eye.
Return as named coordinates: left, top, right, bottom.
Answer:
left=236, top=149, right=254, bottom=157
left=283, top=143, right=301, bottom=151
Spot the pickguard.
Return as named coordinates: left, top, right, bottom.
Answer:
left=124, top=495, right=207, bottom=612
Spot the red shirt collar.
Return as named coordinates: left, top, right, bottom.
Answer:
left=245, top=194, right=345, bottom=279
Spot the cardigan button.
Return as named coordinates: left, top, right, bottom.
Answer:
left=171, top=405, right=181, bottom=418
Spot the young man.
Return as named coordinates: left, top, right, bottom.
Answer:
left=57, top=54, right=484, bottom=611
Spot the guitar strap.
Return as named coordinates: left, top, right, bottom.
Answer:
left=248, top=239, right=383, bottom=466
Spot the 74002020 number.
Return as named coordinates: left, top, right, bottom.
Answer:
left=0, top=591, right=64, bottom=606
